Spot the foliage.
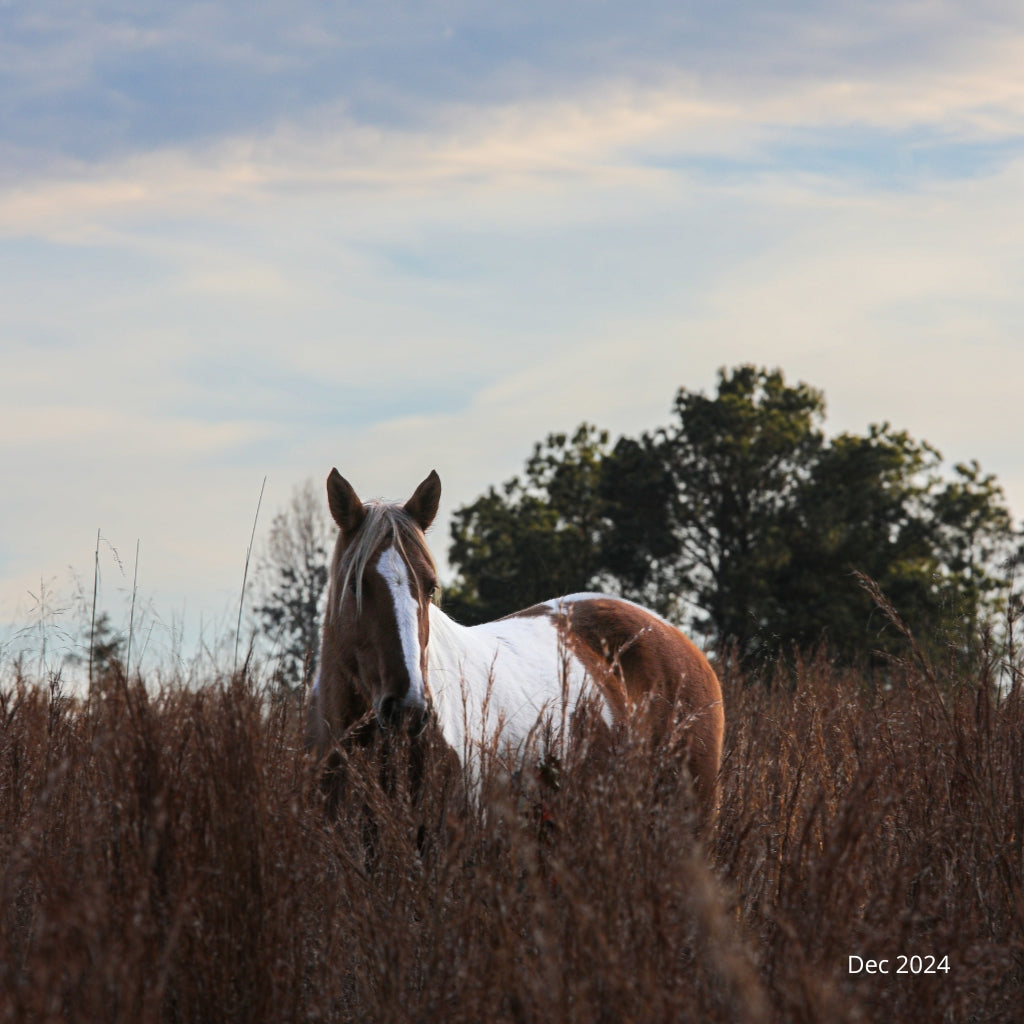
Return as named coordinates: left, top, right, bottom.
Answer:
left=444, top=424, right=613, bottom=624
left=66, top=610, right=126, bottom=678
left=447, top=365, right=1020, bottom=663
left=251, top=480, right=333, bottom=695
left=641, top=364, right=828, bottom=649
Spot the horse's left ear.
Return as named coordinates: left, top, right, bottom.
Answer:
left=404, top=470, right=441, bottom=532
left=327, top=468, right=366, bottom=539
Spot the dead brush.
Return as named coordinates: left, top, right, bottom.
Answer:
left=716, top=642, right=1024, bottom=1023
left=1, top=645, right=1023, bottom=1022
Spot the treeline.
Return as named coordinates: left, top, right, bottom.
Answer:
left=253, top=364, right=1020, bottom=678
left=443, top=365, right=1019, bottom=664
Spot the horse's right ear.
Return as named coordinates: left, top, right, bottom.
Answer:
left=404, top=470, right=441, bottom=533
left=326, top=469, right=366, bottom=538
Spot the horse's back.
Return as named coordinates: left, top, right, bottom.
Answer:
left=512, top=593, right=724, bottom=807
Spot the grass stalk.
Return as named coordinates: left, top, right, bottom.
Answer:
left=234, top=476, right=267, bottom=674
left=88, top=528, right=99, bottom=697
left=125, top=538, right=140, bottom=682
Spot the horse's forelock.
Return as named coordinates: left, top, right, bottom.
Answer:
left=331, top=502, right=436, bottom=617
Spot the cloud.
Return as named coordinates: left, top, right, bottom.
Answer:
left=1, top=2, right=1022, bottom=182
left=3, top=18, right=1023, bottom=249
left=0, top=404, right=271, bottom=457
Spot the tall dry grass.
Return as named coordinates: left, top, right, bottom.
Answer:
left=1, top=648, right=1021, bottom=1022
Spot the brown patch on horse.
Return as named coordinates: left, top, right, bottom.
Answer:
left=546, top=598, right=724, bottom=813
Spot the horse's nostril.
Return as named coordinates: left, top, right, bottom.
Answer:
left=376, top=696, right=402, bottom=729
left=411, top=704, right=431, bottom=737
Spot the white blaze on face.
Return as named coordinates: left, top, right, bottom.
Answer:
left=375, top=545, right=427, bottom=709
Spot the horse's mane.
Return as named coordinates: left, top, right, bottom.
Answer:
left=330, top=502, right=437, bottom=616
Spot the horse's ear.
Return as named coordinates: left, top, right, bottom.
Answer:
left=326, top=469, right=366, bottom=538
left=404, top=470, right=441, bottom=532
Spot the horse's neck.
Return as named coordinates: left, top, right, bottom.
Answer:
left=425, top=603, right=575, bottom=703
left=424, top=605, right=526, bottom=709
left=426, top=604, right=491, bottom=680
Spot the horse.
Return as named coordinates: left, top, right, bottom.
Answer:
left=307, top=469, right=725, bottom=818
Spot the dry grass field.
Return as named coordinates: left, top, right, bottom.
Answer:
left=1, top=641, right=1022, bottom=1022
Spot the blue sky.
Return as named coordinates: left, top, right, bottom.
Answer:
left=3, top=1, right=1024, bottom=670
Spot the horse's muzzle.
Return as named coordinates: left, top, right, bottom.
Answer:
left=375, top=696, right=431, bottom=737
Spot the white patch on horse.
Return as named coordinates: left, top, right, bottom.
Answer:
left=376, top=545, right=426, bottom=709
left=423, top=603, right=605, bottom=761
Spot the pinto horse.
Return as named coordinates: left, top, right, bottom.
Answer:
left=307, top=469, right=725, bottom=816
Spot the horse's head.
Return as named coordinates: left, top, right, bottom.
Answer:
left=319, top=469, right=441, bottom=739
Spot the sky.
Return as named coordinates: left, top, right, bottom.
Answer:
left=3, top=1, right=1023, bottom=673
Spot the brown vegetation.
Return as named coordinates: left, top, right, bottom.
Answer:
left=1, top=648, right=1022, bottom=1022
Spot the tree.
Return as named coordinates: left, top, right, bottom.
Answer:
left=623, top=368, right=1018, bottom=662
left=923, top=459, right=1016, bottom=645
left=597, top=431, right=681, bottom=618
left=446, top=365, right=1020, bottom=665
left=654, top=365, right=827, bottom=654
left=67, top=610, right=126, bottom=679
left=772, top=424, right=948, bottom=658
left=252, top=480, right=333, bottom=695
left=445, top=425, right=612, bottom=623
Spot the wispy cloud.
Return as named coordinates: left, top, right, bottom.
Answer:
left=4, top=21, right=1024, bottom=244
